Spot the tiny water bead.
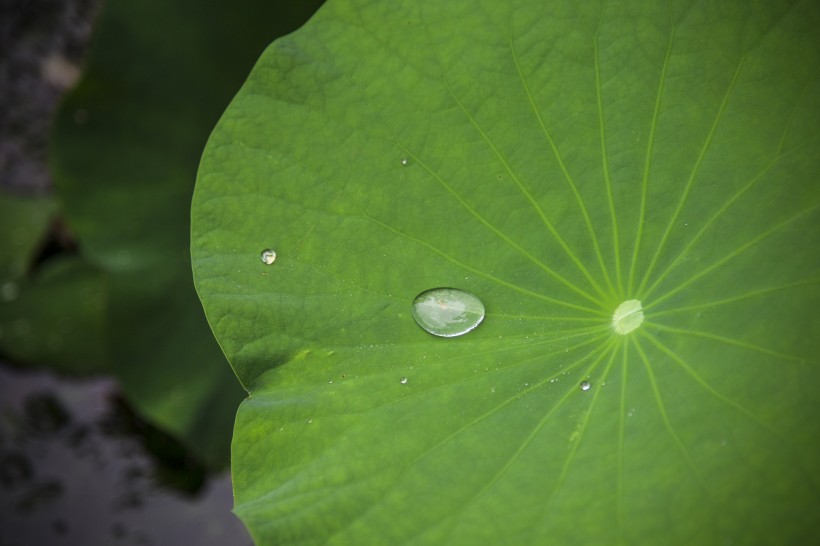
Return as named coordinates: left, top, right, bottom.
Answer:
left=400, top=156, right=409, bottom=166
left=580, top=380, right=591, bottom=391
left=411, top=288, right=485, bottom=337
left=260, top=249, right=277, bottom=265
left=612, top=299, right=644, bottom=335
left=400, top=377, right=408, bottom=384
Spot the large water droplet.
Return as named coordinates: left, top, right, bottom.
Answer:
left=411, top=287, right=485, bottom=337
left=612, top=299, right=644, bottom=335
left=260, top=249, right=277, bottom=265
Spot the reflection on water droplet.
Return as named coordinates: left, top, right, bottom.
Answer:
left=400, top=156, right=409, bottom=166
left=411, top=287, right=485, bottom=337
left=399, top=377, right=408, bottom=384
left=260, top=249, right=277, bottom=265
left=1, top=282, right=19, bottom=302
left=580, top=380, right=591, bottom=391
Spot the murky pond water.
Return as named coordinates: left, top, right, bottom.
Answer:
left=0, top=363, right=250, bottom=546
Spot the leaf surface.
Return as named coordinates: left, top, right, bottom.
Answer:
left=193, top=0, right=820, bottom=542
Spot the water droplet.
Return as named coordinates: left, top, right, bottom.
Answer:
left=411, top=287, right=485, bottom=337
left=612, top=299, right=644, bottom=335
left=328, top=379, right=333, bottom=384
left=400, top=156, right=409, bottom=166
left=1, top=282, right=19, bottom=302
left=580, top=380, right=591, bottom=391
left=627, top=408, right=635, bottom=417
left=490, top=386, right=496, bottom=393
left=306, top=419, right=312, bottom=424
left=399, top=377, right=408, bottom=384
left=260, top=249, right=277, bottom=265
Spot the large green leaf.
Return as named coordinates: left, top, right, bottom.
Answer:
left=0, top=193, right=109, bottom=374
left=192, top=0, right=820, bottom=543
left=50, top=0, right=324, bottom=467
left=0, top=256, right=110, bottom=374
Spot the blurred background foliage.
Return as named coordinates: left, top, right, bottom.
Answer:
left=1, top=0, right=322, bottom=486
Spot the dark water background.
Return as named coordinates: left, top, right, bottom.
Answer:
left=0, top=363, right=251, bottom=546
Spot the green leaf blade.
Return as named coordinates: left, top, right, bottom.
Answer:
left=193, top=0, right=820, bottom=543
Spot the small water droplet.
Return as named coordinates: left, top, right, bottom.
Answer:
left=549, top=378, right=556, bottom=383
left=260, top=249, right=277, bottom=265
left=580, top=380, right=591, bottom=391
left=627, top=408, right=635, bottom=417
left=1, top=282, right=20, bottom=302
left=400, top=377, right=408, bottom=384
left=411, top=287, right=485, bottom=337
left=306, top=419, right=312, bottom=424
left=490, top=386, right=496, bottom=393
left=720, top=438, right=728, bottom=447
left=400, top=156, right=409, bottom=166
left=328, top=379, right=333, bottom=384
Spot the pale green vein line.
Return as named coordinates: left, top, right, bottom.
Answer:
left=635, top=39, right=749, bottom=297
left=643, top=321, right=812, bottom=364
left=645, top=204, right=819, bottom=309
left=541, top=340, right=620, bottom=519
left=647, top=278, right=820, bottom=318
left=493, top=312, right=607, bottom=323
left=641, top=148, right=800, bottom=301
left=399, top=145, right=605, bottom=308
left=639, top=330, right=782, bottom=438
left=405, top=335, right=613, bottom=470
left=448, top=339, right=616, bottom=517
left=616, top=339, right=628, bottom=539
left=628, top=2, right=675, bottom=296
left=631, top=336, right=701, bottom=480
left=593, top=32, right=623, bottom=297
left=326, top=337, right=616, bottom=470
left=350, top=196, right=608, bottom=316
left=641, top=71, right=819, bottom=300
left=441, top=81, right=611, bottom=303
left=508, top=37, right=615, bottom=302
